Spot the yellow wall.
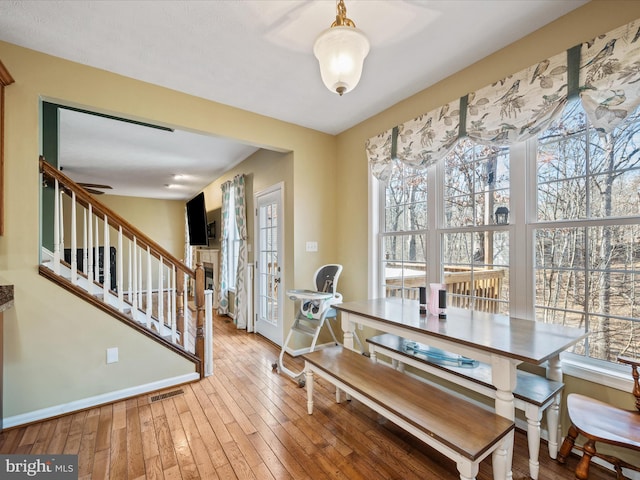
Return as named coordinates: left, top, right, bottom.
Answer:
left=201, top=148, right=296, bottom=335
left=0, top=39, right=336, bottom=419
left=1, top=4, right=639, bottom=467
left=99, top=195, right=186, bottom=259
left=334, top=0, right=640, bottom=466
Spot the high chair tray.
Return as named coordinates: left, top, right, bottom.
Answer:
left=286, top=289, right=334, bottom=301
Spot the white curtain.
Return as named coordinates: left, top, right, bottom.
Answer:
left=218, top=180, right=231, bottom=315
left=233, top=174, right=249, bottom=331
left=367, top=16, right=640, bottom=176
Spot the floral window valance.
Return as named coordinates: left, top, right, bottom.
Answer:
left=367, top=17, right=640, bottom=182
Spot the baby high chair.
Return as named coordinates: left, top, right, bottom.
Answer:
left=273, top=264, right=360, bottom=386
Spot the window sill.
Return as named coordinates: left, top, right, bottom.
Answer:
left=560, top=354, right=634, bottom=393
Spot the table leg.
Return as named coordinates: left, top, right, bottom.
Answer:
left=524, top=404, right=542, bottom=480
left=306, top=366, right=314, bottom=414
left=340, top=312, right=355, bottom=351
left=546, top=355, right=563, bottom=458
left=491, top=355, right=518, bottom=480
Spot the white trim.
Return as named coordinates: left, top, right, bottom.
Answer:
left=561, top=354, right=634, bottom=392
left=3, top=373, right=199, bottom=429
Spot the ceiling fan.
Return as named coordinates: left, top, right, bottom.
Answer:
left=77, top=182, right=113, bottom=195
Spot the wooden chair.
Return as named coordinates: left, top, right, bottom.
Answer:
left=557, top=356, right=640, bottom=479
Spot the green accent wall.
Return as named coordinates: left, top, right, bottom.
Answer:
left=41, top=101, right=58, bottom=252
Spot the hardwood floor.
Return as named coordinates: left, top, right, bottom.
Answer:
left=0, top=314, right=616, bottom=480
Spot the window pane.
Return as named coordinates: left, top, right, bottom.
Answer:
left=384, top=161, right=427, bottom=233
left=442, top=231, right=509, bottom=313
left=445, top=139, right=509, bottom=227
left=535, top=103, right=640, bottom=362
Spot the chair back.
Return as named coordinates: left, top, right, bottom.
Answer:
left=314, top=264, right=343, bottom=295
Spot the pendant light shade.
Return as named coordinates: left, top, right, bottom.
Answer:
left=313, top=0, right=370, bottom=96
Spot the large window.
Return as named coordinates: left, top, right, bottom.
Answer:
left=375, top=100, right=640, bottom=367
left=381, top=162, right=428, bottom=299
left=443, top=140, right=510, bottom=313
left=535, top=100, right=640, bottom=362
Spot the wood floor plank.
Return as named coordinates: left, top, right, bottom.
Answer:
left=94, top=405, right=113, bottom=453
left=125, top=401, right=146, bottom=479
left=0, top=314, right=619, bottom=480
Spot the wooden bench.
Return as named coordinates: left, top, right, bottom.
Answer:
left=303, top=346, right=514, bottom=480
left=367, top=333, right=565, bottom=480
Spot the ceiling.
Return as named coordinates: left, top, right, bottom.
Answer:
left=0, top=0, right=587, bottom=200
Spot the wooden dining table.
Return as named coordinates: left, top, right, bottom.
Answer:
left=335, top=298, right=588, bottom=480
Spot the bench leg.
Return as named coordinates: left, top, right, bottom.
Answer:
left=524, top=404, right=542, bottom=480
left=306, top=368, right=314, bottom=414
left=456, top=460, right=479, bottom=480
left=492, top=433, right=510, bottom=480
left=369, top=344, right=377, bottom=363
left=336, top=387, right=341, bottom=403
left=547, top=392, right=561, bottom=459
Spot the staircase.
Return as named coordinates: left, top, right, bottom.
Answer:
left=39, top=157, right=211, bottom=377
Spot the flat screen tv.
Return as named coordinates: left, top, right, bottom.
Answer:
left=186, top=192, right=209, bottom=246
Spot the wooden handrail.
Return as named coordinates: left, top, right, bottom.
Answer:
left=40, top=155, right=207, bottom=378
left=40, top=157, right=194, bottom=277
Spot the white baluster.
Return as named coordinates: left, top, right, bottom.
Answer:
left=82, top=208, right=88, bottom=276
left=171, top=265, right=177, bottom=344
left=103, top=214, right=110, bottom=300
left=128, top=241, right=132, bottom=305
left=87, top=204, right=94, bottom=285
left=70, top=191, right=77, bottom=284
left=118, top=226, right=123, bottom=310
left=53, top=179, right=60, bottom=274
left=138, top=249, right=143, bottom=312
left=158, top=257, right=164, bottom=330
left=146, top=246, right=152, bottom=329
left=132, top=237, right=138, bottom=316
left=94, top=216, right=100, bottom=283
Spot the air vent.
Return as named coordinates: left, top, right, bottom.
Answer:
left=149, top=389, right=184, bottom=403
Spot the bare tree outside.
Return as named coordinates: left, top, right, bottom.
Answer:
left=536, top=100, right=640, bottom=361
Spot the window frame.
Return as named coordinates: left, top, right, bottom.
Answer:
left=369, top=121, right=637, bottom=391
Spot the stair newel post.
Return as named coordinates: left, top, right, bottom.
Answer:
left=117, top=226, right=123, bottom=311
left=70, top=191, right=77, bottom=284
left=195, top=262, right=205, bottom=377
left=103, top=213, right=110, bottom=299
left=53, top=178, right=60, bottom=274
left=176, top=268, right=185, bottom=348
left=146, top=246, right=152, bottom=329
left=158, top=256, right=164, bottom=327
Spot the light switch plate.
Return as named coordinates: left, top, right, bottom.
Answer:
left=106, top=347, right=119, bottom=364
left=306, top=241, right=318, bottom=252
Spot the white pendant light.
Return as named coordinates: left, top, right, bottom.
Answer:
left=313, top=0, right=370, bottom=96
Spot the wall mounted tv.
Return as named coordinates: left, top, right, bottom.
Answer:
left=186, top=192, right=209, bottom=246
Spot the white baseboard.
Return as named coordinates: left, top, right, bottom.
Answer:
left=3, top=372, right=200, bottom=429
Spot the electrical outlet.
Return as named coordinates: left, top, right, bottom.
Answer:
left=106, top=347, right=119, bottom=364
